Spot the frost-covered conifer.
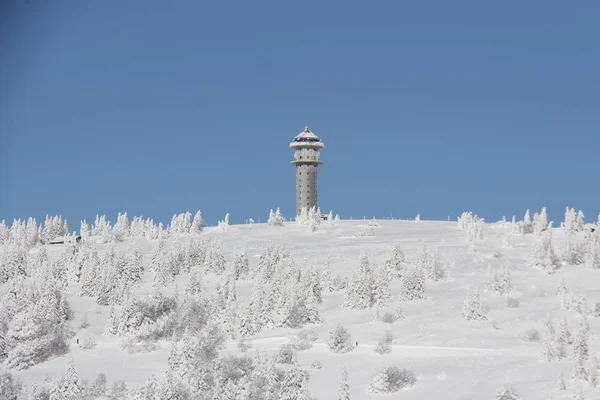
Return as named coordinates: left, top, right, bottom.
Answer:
left=335, top=213, right=340, bottom=222
left=151, top=240, right=172, bottom=290
left=572, top=328, right=589, bottom=362
left=327, top=325, right=354, bottom=354
left=557, top=318, right=573, bottom=345
left=268, top=208, right=285, bottom=227
left=558, top=372, right=567, bottom=390
left=231, top=247, right=249, bottom=280
left=485, top=266, right=513, bottom=295
left=588, top=354, right=599, bottom=388
left=533, top=207, right=548, bottom=235
left=385, top=244, right=407, bottom=277
left=398, top=266, right=427, bottom=301
left=527, top=224, right=560, bottom=274
left=586, top=239, right=600, bottom=269
left=344, top=253, right=376, bottom=309
left=461, top=287, right=488, bottom=321
left=204, top=239, right=226, bottom=274
left=218, top=213, right=230, bottom=232
left=104, top=305, right=118, bottom=335
left=495, top=385, right=521, bottom=400
left=338, top=366, right=350, bottom=400
left=191, top=210, right=203, bottom=233
left=327, top=211, right=334, bottom=226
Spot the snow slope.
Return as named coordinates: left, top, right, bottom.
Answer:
left=11, top=219, right=600, bottom=399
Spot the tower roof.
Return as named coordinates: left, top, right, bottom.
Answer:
left=293, top=126, right=321, bottom=142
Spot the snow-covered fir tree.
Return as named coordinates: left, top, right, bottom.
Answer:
left=231, top=247, right=250, bottom=280
left=385, top=243, right=407, bottom=277
left=104, top=305, right=118, bottom=335
left=527, top=223, right=560, bottom=274
left=191, top=209, right=203, bottom=233
left=344, top=252, right=376, bottom=309
left=338, top=366, right=350, bottom=400
left=485, top=265, right=513, bottom=295
left=558, top=372, right=567, bottom=391
left=461, top=287, right=488, bottom=321
left=267, top=208, right=285, bottom=227
left=398, top=266, right=427, bottom=301
left=495, top=385, right=521, bottom=400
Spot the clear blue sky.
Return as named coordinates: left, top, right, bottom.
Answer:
left=1, top=1, right=599, bottom=228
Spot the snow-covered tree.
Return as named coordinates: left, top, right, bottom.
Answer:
left=398, top=266, right=427, bottom=301
left=218, top=213, right=230, bottom=232
left=589, top=354, right=599, bottom=388
left=558, top=372, right=567, bottom=391
left=338, top=366, right=350, bottom=400
left=532, top=207, right=548, bottom=236
left=485, top=266, right=513, bottom=295
left=268, top=208, right=285, bottom=227
left=344, top=253, right=376, bottom=309
left=104, top=306, right=118, bottom=335
left=191, top=210, right=203, bottom=233
left=586, top=238, right=600, bottom=269
left=374, top=330, right=394, bottom=355
left=327, top=325, right=354, bottom=354
left=231, top=247, right=249, bottom=280
left=461, top=287, right=488, bottom=321
left=495, top=385, right=521, bottom=400
left=204, top=239, right=226, bottom=274
left=527, top=223, right=560, bottom=274
left=385, top=244, right=407, bottom=278
left=368, top=367, right=416, bottom=394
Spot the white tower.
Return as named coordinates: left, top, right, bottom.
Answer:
left=290, top=126, right=324, bottom=216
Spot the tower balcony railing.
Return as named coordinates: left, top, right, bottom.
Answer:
left=289, top=141, right=324, bottom=149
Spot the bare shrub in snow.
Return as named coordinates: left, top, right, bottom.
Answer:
left=506, top=297, right=520, bottom=308
left=368, top=366, right=417, bottom=394
left=327, top=325, right=354, bottom=354
left=522, top=329, right=541, bottom=342
left=461, top=287, right=488, bottom=321
left=80, top=336, right=96, bottom=350
left=495, top=385, right=521, bottom=400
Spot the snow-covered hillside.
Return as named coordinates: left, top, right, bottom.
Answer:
left=1, top=212, right=600, bottom=399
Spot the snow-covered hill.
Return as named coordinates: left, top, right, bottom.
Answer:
left=2, top=216, right=600, bottom=399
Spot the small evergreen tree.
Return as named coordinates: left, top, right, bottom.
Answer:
left=338, top=366, right=350, bottom=400
left=461, top=287, right=488, bottom=321
left=495, top=385, right=520, bottom=400
left=558, top=372, right=567, bottom=391
left=327, top=325, right=354, bottom=354
left=104, top=305, right=118, bottom=335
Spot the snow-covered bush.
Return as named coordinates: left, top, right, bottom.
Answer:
left=522, top=328, right=541, bottom=342
left=495, top=385, right=521, bottom=400
left=0, top=372, right=23, bottom=400
left=461, top=288, right=488, bottom=321
left=506, top=297, right=520, bottom=308
left=374, top=330, right=394, bottom=355
left=268, top=208, right=285, bottom=226
left=368, top=366, right=417, bottom=394
left=327, top=325, right=354, bottom=354
left=276, top=343, right=295, bottom=364
left=80, top=336, right=97, bottom=350
left=311, top=360, right=323, bottom=370
left=292, top=329, right=318, bottom=351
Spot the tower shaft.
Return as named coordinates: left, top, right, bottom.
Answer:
left=290, top=126, right=324, bottom=217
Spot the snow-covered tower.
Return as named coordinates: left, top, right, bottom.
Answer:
left=290, top=126, right=324, bottom=216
